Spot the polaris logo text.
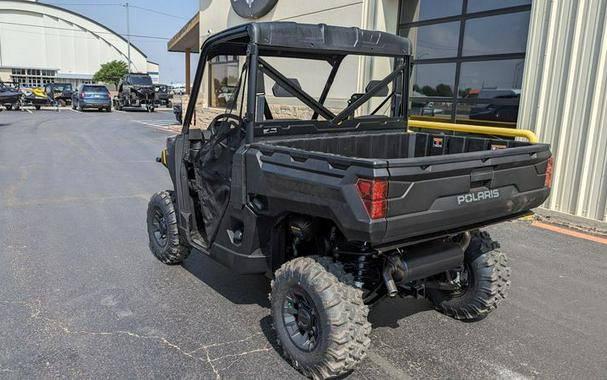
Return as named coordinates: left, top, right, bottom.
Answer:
left=457, top=189, right=500, bottom=205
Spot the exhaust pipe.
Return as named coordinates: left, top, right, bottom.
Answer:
left=382, top=240, right=465, bottom=297
left=382, top=255, right=405, bottom=297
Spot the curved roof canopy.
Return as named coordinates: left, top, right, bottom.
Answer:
left=0, top=0, right=154, bottom=74
left=202, top=22, right=412, bottom=60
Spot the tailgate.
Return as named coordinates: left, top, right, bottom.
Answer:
left=383, top=145, right=552, bottom=242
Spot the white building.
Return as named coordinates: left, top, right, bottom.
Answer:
left=170, top=0, right=607, bottom=223
left=0, top=0, right=159, bottom=87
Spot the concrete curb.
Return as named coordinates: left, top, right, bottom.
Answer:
left=534, top=208, right=607, bottom=237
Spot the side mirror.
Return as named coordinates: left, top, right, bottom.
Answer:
left=365, top=80, right=389, bottom=97
left=272, top=78, right=302, bottom=97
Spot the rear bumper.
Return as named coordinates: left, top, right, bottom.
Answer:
left=80, top=99, right=111, bottom=108
left=383, top=186, right=549, bottom=243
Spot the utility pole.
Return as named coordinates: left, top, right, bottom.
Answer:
left=125, top=1, right=132, bottom=73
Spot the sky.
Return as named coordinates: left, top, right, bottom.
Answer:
left=41, top=0, right=200, bottom=84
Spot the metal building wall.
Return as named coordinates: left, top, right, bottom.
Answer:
left=519, top=0, right=607, bottom=222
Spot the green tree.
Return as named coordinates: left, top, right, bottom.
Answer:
left=435, top=83, right=454, bottom=97
left=421, top=85, right=437, bottom=96
left=93, top=60, right=128, bottom=89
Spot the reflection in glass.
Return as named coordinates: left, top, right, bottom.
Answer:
left=458, top=59, right=525, bottom=98
left=400, top=0, right=463, bottom=23
left=209, top=56, right=239, bottom=108
left=410, top=100, right=453, bottom=120
left=467, top=0, right=531, bottom=13
left=462, top=12, right=530, bottom=56
left=402, top=22, right=460, bottom=59
left=457, top=102, right=519, bottom=126
left=411, top=63, right=456, bottom=97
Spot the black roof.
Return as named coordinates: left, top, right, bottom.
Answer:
left=202, top=22, right=412, bottom=59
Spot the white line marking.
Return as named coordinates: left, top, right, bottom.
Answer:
left=133, top=120, right=178, bottom=133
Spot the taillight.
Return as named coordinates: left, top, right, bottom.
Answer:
left=545, top=157, right=554, bottom=188
left=80, top=92, right=85, bottom=98
left=356, top=178, right=388, bottom=219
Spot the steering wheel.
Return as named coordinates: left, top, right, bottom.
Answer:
left=208, top=113, right=243, bottom=138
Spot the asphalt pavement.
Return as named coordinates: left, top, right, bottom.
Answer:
left=0, top=108, right=606, bottom=379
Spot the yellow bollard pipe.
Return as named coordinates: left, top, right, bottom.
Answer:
left=407, top=119, right=539, bottom=143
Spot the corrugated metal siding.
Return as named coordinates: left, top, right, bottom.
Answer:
left=519, top=0, right=607, bottom=221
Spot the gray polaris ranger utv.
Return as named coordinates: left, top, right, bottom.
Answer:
left=146, top=22, right=553, bottom=378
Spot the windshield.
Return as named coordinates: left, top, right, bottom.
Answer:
left=128, top=76, right=153, bottom=86
left=83, top=86, right=108, bottom=93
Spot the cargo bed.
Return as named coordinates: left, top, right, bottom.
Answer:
left=249, top=130, right=551, bottom=245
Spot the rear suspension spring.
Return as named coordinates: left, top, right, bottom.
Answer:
left=354, top=256, right=369, bottom=288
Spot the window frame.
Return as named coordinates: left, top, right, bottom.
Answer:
left=398, top=0, right=531, bottom=123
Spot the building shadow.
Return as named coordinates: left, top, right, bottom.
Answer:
left=181, top=250, right=270, bottom=307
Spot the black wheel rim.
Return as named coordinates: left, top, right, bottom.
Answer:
left=282, top=287, right=320, bottom=352
left=151, top=207, right=168, bottom=247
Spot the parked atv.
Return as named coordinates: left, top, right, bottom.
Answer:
left=146, top=22, right=553, bottom=379
left=113, top=73, right=155, bottom=112
left=154, top=84, right=173, bottom=108
left=0, top=81, right=22, bottom=110
left=44, top=83, right=74, bottom=107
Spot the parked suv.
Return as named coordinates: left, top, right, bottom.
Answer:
left=72, top=84, right=111, bottom=112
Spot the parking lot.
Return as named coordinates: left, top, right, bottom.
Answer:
left=1, top=109, right=606, bottom=379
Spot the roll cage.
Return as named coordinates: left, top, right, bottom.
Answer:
left=182, top=22, right=412, bottom=143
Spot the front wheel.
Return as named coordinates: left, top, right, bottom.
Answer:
left=146, top=191, right=191, bottom=264
left=271, top=256, right=371, bottom=379
left=427, top=231, right=511, bottom=321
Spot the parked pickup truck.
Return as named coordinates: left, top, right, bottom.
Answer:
left=146, top=22, right=553, bottom=379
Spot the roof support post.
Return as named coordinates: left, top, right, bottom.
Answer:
left=245, top=43, right=258, bottom=144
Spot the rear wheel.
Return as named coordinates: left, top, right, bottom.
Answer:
left=427, top=231, right=510, bottom=321
left=5, top=105, right=12, bottom=111
left=146, top=191, right=191, bottom=264
left=35, top=105, right=41, bottom=110
left=271, top=256, right=371, bottom=379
